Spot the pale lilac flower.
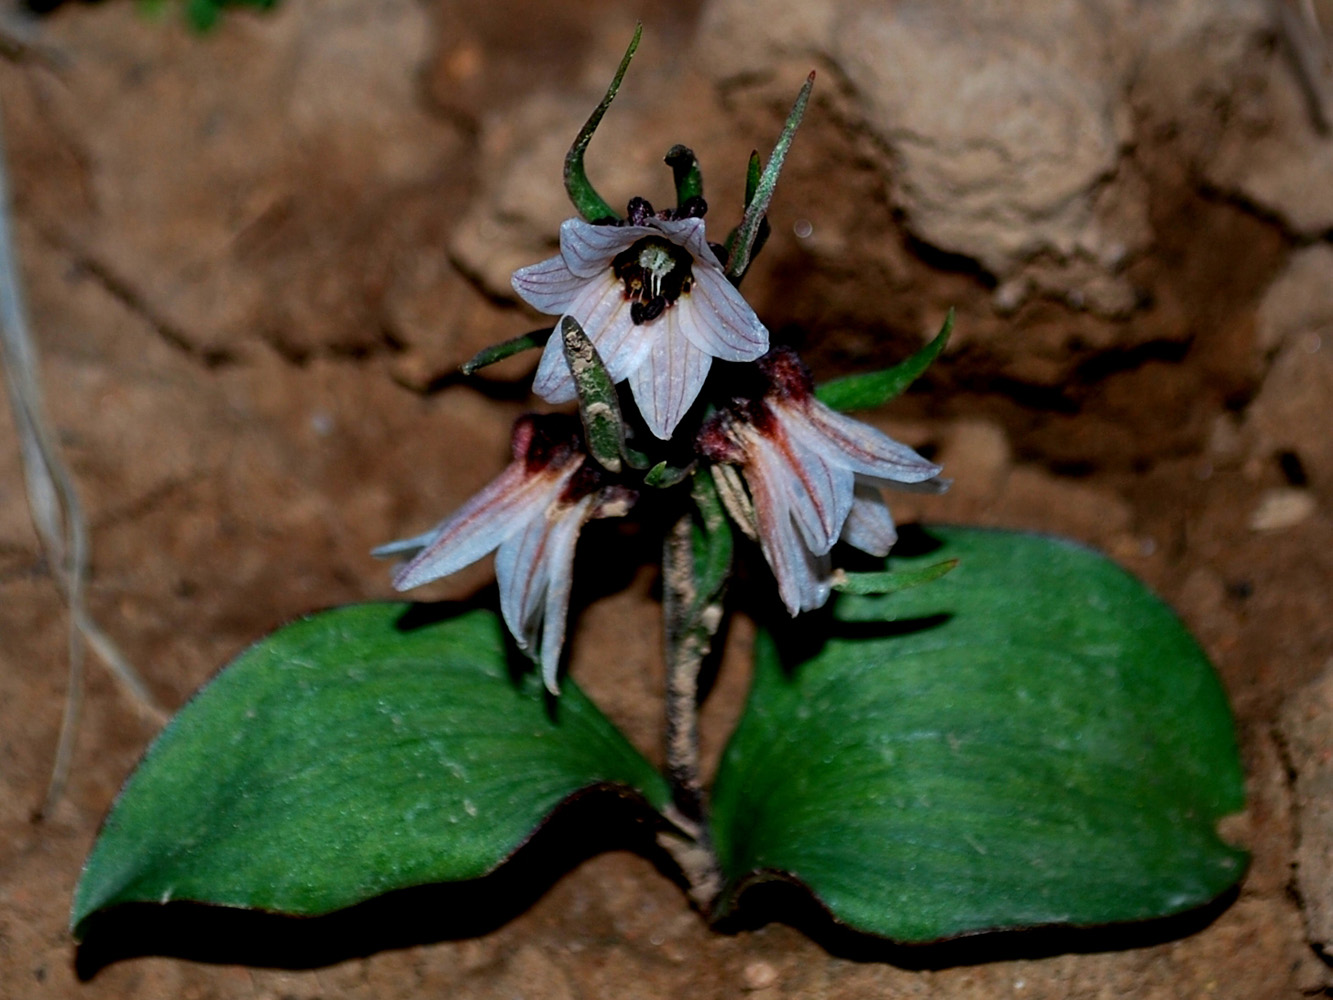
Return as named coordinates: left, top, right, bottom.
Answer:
left=511, top=199, right=769, bottom=441
left=373, top=415, right=634, bottom=694
left=697, top=348, right=946, bottom=615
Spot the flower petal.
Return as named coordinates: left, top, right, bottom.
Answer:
left=391, top=462, right=565, bottom=591
left=532, top=333, right=579, bottom=403
left=537, top=495, right=596, bottom=694
left=495, top=515, right=548, bottom=653
left=750, top=425, right=853, bottom=555
left=531, top=274, right=640, bottom=403
left=510, top=254, right=585, bottom=314
left=370, top=529, right=438, bottom=560
left=841, top=483, right=898, bottom=557
left=652, top=217, right=717, bottom=267
left=789, top=402, right=943, bottom=485
left=559, top=218, right=651, bottom=279
left=627, top=308, right=712, bottom=439
left=743, top=456, right=833, bottom=614
left=679, top=267, right=769, bottom=362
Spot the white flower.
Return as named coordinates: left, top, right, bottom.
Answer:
left=698, top=349, right=946, bottom=615
left=373, top=415, right=634, bottom=693
left=511, top=204, right=769, bottom=440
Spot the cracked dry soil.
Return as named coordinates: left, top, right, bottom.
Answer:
left=1, top=2, right=1332, bottom=998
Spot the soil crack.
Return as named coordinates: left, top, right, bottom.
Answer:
left=65, top=251, right=237, bottom=368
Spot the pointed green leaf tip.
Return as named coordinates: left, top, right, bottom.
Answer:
left=561, top=316, right=626, bottom=473
left=832, top=558, right=957, bottom=596
left=726, top=72, right=814, bottom=284
left=645, top=460, right=694, bottom=489
left=564, top=23, right=643, bottom=223
left=461, top=327, right=553, bottom=375
left=710, top=527, right=1247, bottom=942
left=180, top=0, right=279, bottom=32
left=71, top=604, right=669, bottom=938
left=815, top=309, right=954, bottom=412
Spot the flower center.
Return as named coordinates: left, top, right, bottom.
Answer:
left=638, top=244, right=675, bottom=298
left=612, top=237, right=694, bottom=325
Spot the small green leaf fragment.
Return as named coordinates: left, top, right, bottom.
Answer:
left=743, top=150, right=762, bottom=209
left=71, top=604, right=669, bottom=937
left=564, top=23, right=642, bottom=223
left=185, top=0, right=221, bottom=30
left=723, top=152, right=765, bottom=266
left=689, top=472, right=733, bottom=609
left=711, top=527, right=1248, bottom=942
left=621, top=444, right=652, bottom=471
left=136, top=0, right=169, bottom=21
left=815, top=309, right=954, bottom=412
left=645, top=460, right=695, bottom=489
left=560, top=316, right=625, bottom=473
left=726, top=73, right=814, bottom=284
left=180, top=0, right=278, bottom=31
left=460, top=327, right=553, bottom=375
left=665, top=145, right=704, bottom=205
left=832, top=558, right=957, bottom=597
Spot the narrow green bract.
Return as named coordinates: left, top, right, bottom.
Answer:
left=832, top=558, right=957, bottom=596
left=72, top=605, right=669, bottom=938
left=709, top=527, right=1246, bottom=942
left=726, top=75, right=813, bottom=284
left=564, top=24, right=642, bottom=223
left=460, top=327, right=552, bottom=375
left=561, top=316, right=626, bottom=474
left=815, top=310, right=953, bottom=412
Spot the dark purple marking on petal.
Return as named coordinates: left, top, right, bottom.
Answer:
left=696, top=413, right=740, bottom=464
left=514, top=413, right=584, bottom=474
left=757, top=346, right=816, bottom=403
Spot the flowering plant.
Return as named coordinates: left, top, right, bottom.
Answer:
left=72, top=28, right=1246, bottom=954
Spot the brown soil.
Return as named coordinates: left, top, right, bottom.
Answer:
left=1, top=2, right=1330, bottom=998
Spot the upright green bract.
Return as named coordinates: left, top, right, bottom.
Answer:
left=71, top=605, right=670, bottom=938
left=709, top=527, right=1246, bottom=941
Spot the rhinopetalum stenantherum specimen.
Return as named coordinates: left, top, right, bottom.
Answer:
left=71, top=25, right=1250, bottom=947
left=373, top=26, right=951, bottom=859
left=378, top=46, right=946, bottom=689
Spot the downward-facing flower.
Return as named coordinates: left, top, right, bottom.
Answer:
left=697, top=348, right=946, bottom=615
left=511, top=198, right=769, bottom=441
left=373, top=415, right=634, bottom=694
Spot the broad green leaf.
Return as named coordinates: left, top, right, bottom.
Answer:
left=72, top=604, right=669, bottom=938
left=815, top=310, right=953, bottom=412
left=710, top=527, right=1246, bottom=942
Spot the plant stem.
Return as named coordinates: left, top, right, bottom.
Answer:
left=659, top=512, right=726, bottom=907
left=662, top=515, right=707, bottom=820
